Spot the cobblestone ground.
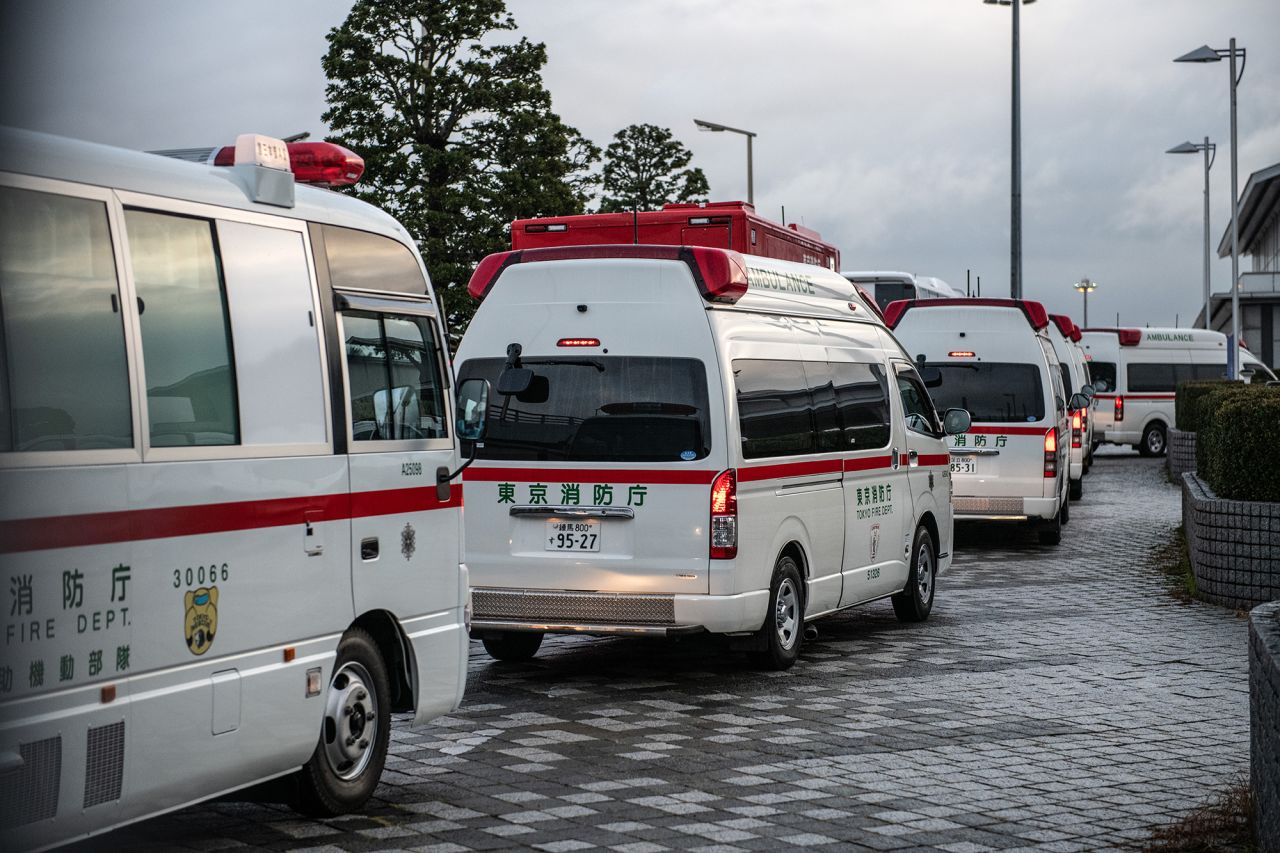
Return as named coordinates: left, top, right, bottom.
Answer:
left=95, top=452, right=1250, bottom=852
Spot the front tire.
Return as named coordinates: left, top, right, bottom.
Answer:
left=1069, top=478, right=1083, bottom=501
left=748, top=555, right=804, bottom=671
left=296, top=629, right=391, bottom=817
left=482, top=631, right=544, bottom=662
left=892, top=525, right=936, bottom=622
left=1139, top=422, right=1167, bottom=457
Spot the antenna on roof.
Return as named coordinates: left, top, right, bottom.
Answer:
left=632, top=208, right=639, bottom=245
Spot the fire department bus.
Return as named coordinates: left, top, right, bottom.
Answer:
left=0, top=129, right=476, bottom=849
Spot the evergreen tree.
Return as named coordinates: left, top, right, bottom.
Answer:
left=598, top=123, right=709, bottom=213
left=322, top=0, right=599, bottom=339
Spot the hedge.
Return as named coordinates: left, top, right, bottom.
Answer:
left=1175, top=379, right=1241, bottom=432
left=1197, top=385, right=1280, bottom=502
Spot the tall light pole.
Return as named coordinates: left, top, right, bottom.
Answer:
left=983, top=0, right=1036, bottom=299
left=1175, top=40, right=1246, bottom=377
left=1166, top=139, right=1216, bottom=330
left=694, top=119, right=756, bottom=206
left=1074, top=278, right=1097, bottom=327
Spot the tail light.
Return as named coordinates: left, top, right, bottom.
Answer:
left=1071, top=410, right=1082, bottom=449
left=709, top=469, right=738, bottom=559
left=1043, top=428, right=1058, bottom=478
left=1114, top=396, right=1125, bottom=422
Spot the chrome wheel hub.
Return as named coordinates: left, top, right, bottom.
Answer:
left=916, top=543, right=934, bottom=601
left=775, top=577, right=799, bottom=650
left=322, top=661, right=377, bottom=781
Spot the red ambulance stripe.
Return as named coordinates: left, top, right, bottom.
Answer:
left=844, top=455, right=894, bottom=472
left=917, top=453, right=952, bottom=466
left=739, top=459, right=843, bottom=482
left=0, top=485, right=462, bottom=555
left=967, top=426, right=1048, bottom=435
left=461, top=467, right=718, bottom=485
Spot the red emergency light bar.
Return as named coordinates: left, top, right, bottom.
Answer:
left=467, top=244, right=749, bottom=305
left=213, top=141, right=365, bottom=187
left=883, top=298, right=1051, bottom=331
left=1083, top=327, right=1143, bottom=346
left=1049, top=314, right=1082, bottom=341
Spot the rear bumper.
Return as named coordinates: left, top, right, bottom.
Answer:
left=954, top=495, right=1058, bottom=521
left=469, top=587, right=770, bottom=637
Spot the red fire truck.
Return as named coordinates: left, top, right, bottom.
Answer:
left=511, top=201, right=840, bottom=270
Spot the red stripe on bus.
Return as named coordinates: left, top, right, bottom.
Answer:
left=739, top=459, right=843, bottom=482
left=917, top=453, right=951, bottom=466
left=844, top=455, right=894, bottom=472
left=0, top=485, right=462, bottom=555
left=1092, top=393, right=1174, bottom=400
left=462, top=467, right=718, bottom=485
left=967, top=426, right=1048, bottom=435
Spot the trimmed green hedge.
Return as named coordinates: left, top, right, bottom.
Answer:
left=1197, top=385, right=1280, bottom=501
left=1175, top=380, right=1241, bottom=432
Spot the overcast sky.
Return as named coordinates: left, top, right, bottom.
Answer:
left=3, top=0, right=1277, bottom=328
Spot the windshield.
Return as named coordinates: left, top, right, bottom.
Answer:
left=925, top=362, right=1045, bottom=423
left=457, top=356, right=711, bottom=461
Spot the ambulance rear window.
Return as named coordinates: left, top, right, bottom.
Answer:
left=924, top=362, right=1045, bottom=423
left=457, top=357, right=711, bottom=462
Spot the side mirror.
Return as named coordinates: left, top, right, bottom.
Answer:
left=942, top=408, right=971, bottom=436
left=918, top=366, right=943, bottom=388
left=1080, top=383, right=1096, bottom=399
left=497, top=367, right=534, bottom=396
left=1069, top=393, right=1090, bottom=411
left=456, top=378, right=490, bottom=441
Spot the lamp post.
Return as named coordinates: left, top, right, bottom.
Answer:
left=1074, top=278, right=1097, bottom=327
left=982, top=0, right=1036, bottom=299
left=1175, top=39, right=1246, bottom=377
left=1166, top=138, right=1216, bottom=330
left=694, top=119, right=756, bottom=206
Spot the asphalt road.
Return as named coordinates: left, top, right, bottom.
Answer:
left=87, top=450, right=1250, bottom=852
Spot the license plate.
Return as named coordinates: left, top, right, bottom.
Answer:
left=545, top=519, right=601, bottom=552
left=950, top=458, right=977, bottom=474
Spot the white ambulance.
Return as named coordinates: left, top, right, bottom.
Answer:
left=454, top=245, right=970, bottom=670
left=886, top=298, right=1087, bottom=545
left=0, top=129, right=476, bottom=849
left=1077, top=327, right=1274, bottom=456
left=1046, top=314, right=1095, bottom=497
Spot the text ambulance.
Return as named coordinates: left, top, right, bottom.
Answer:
left=0, top=129, right=472, bottom=848
left=454, top=244, right=970, bottom=671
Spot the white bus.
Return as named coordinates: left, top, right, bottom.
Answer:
left=0, top=129, right=474, bottom=849
left=839, top=271, right=963, bottom=314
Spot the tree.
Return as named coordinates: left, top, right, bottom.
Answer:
left=598, top=124, right=710, bottom=214
left=322, top=0, right=599, bottom=340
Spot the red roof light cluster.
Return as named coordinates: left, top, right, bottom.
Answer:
left=883, top=297, right=1051, bottom=331
left=1083, top=327, right=1143, bottom=346
left=213, top=141, right=365, bottom=187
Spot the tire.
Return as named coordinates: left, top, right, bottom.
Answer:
left=1139, top=422, right=1167, bottom=458
left=296, top=629, right=391, bottom=817
left=482, top=631, right=544, bottom=662
left=892, top=525, right=936, bottom=623
left=747, top=555, right=804, bottom=671
left=1059, top=493, right=1070, bottom=525
left=1037, top=507, right=1062, bottom=545
left=1069, top=478, right=1083, bottom=501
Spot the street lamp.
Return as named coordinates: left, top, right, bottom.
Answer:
left=1073, top=278, right=1097, bottom=327
left=1175, top=39, right=1246, bottom=377
left=1166, top=138, right=1216, bottom=331
left=694, top=119, right=756, bottom=206
left=982, top=0, right=1037, bottom=300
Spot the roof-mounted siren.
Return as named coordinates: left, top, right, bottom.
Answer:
left=211, top=138, right=364, bottom=188
left=883, top=297, right=1050, bottom=331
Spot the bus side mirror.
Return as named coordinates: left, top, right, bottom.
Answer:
left=1069, top=393, right=1090, bottom=411
left=942, top=408, right=971, bottom=436
left=918, top=366, right=943, bottom=388
left=456, top=378, right=490, bottom=441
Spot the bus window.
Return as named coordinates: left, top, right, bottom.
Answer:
left=323, top=225, right=427, bottom=295
left=735, top=359, right=816, bottom=458
left=831, top=362, right=891, bottom=449
left=1088, top=361, right=1117, bottom=393
left=126, top=209, right=238, bottom=447
left=0, top=187, right=132, bottom=452
left=925, top=363, right=1045, bottom=423
left=345, top=312, right=448, bottom=441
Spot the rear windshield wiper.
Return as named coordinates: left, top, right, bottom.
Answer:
left=523, top=358, right=605, bottom=372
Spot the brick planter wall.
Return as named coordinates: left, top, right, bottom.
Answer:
left=1181, top=473, right=1280, bottom=608
left=1251, top=601, right=1280, bottom=852
left=1167, top=427, right=1197, bottom=478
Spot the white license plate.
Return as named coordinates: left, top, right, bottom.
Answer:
left=545, top=519, right=601, bottom=552
left=951, top=458, right=977, bottom=474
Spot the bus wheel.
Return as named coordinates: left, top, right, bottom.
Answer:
left=748, top=555, right=803, bottom=671
left=892, top=525, right=936, bottom=623
left=297, top=629, right=391, bottom=816
left=482, top=631, right=543, bottom=662
left=1037, top=509, right=1062, bottom=546
left=1139, top=423, right=1167, bottom=457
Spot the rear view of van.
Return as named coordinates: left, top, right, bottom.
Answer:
left=455, top=245, right=968, bottom=669
left=887, top=298, right=1082, bottom=545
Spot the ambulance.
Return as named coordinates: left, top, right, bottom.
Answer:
left=454, top=244, right=970, bottom=670
left=886, top=299, right=1088, bottom=545
left=1047, top=314, right=1095, bottom=497
left=0, top=128, right=476, bottom=849
left=1078, top=327, right=1274, bottom=456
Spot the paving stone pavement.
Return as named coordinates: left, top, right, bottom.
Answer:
left=88, top=451, right=1251, bottom=852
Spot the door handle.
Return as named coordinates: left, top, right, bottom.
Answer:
left=360, top=537, right=379, bottom=561
left=908, top=450, right=919, bottom=468
left=891, top=448, right=900, bottom=470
